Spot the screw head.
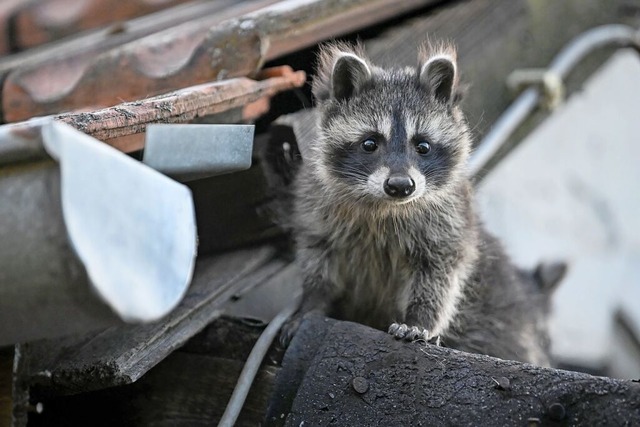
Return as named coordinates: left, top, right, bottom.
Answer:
left=352, top=376, right=369, bottom=394
left=492, top=376, right=511, bottom=391
left=548, top=402, right=566, bottom=420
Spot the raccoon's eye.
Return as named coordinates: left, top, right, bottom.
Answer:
left=361, top=138, right=378, bottom=153
left=416, top=140, right=431, bottom=155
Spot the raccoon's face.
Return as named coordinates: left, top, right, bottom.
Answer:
left=311, top=44, right=471, bottom=207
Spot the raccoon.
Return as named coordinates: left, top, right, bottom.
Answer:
left=282, top=42, right=562, bottom=366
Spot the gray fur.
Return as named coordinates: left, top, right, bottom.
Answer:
left=284, top=42, right=558, bottom=366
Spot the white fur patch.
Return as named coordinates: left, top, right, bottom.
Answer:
left=311, top=141, right=335, bottom=187
left=325, top=117, right=388, bottom=148
left=404, top=114, right=419, bottom=138
left=520, top=324, right=551, bottom=367
left=405, top=112, right=450, bottom=147
left=377, top=115, right=393, bottom=141
left=366, top=166, right=389, bottom=198
left=407, top=166, right=426, bottom=199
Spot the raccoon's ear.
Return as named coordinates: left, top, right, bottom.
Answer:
left=533, top=261, right=568, bottom=297
left=419, top=55, right=457, bottom=105
left=331, top=53, right=372, bottom=101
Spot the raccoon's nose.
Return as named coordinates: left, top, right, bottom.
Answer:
left=384, top=175, right=415, bottom=198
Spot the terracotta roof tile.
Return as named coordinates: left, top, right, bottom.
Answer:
left=1, top=0, right=436, bottom=122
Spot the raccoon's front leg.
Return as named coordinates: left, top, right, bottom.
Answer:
left=388, top=272, right=453, bottom=345
left=279, top=274, right=335, bottom=347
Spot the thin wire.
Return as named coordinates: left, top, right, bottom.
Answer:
left=217, top=299, right=300, bottom=427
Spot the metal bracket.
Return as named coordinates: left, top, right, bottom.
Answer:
left=507, top=68, right=565, bottom=111
left=142, top=124, right=254, bottom=182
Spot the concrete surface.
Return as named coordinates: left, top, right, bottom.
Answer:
left=477, top=49, right=640, bottom=376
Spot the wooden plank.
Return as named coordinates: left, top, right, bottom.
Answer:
left=103, top=96, right=270, bottom=152
left=58, top=67, right=305, bottom=145
left=19, top=246, right=287, bottom=396
left=27, top=317, right=282, bottom=426
left=254, top=0, right=439, bottom=60
left=269, top=315, right=640, bottom=426
left=0, top=66, right=304, bottom=166
left=133, top=355, right=278, bottom=426
left=1, top=0, right=438, bottom=122
left=33, top=355, right=276, bottom=427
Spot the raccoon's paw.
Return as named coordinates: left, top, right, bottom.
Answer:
left=388, top=323, right=430, bottom=342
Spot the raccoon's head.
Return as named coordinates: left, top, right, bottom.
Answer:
left=310, top=42, right=471, bottom=209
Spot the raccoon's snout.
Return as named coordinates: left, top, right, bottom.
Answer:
left=384, top=175, right=415, bottom=198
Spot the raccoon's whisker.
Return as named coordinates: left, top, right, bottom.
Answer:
left=328, top=164, right=372, bottom=177
left=467, top=110, right=486, bottom=137
left=326, top=163, right=370, bottom=175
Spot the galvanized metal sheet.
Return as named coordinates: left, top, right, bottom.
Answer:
left=0, top=158, right=120, bottom=345
left=142, top=124, right=254, bottom=181
left=42, top=122, right=197, bottom=322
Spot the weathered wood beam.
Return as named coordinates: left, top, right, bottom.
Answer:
left=268, top=315, right=640, bottom=426
left=16, top=247, right=292, bottom=397
left=0, top=0, right=280, bottom=121
left=105, top=95, right=272, bottom=157
left=25, top=317, right=282, bottom=427
left=1, top=0, right=439, bottom=122
left=0, top=66, right=304, bottom=161
left=57, top=66, right=305, bottom=150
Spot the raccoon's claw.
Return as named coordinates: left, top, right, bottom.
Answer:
left=388, top=322, right=407, bottom=338
left=388, top=323, right=430, bottom=342
left=432, top=335, right=442, bottom=346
